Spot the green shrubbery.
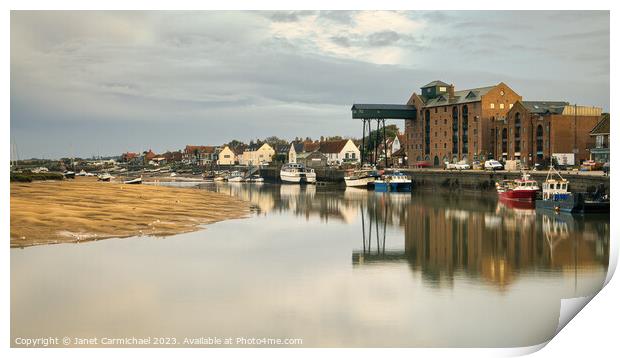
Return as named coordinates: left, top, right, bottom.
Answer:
left=10, top=172, right=65, bottom=182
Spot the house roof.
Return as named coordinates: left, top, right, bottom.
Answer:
left=520, top=101, right=569, bottom=115
left=318, top=139, right=349, bottom=154
left=423, top=85, right=496, bottom=108
left=421, top=80, right=451, bottom=88
left=590, top=113, right=610, bottom=135
left=185, top=145, right=215, bottom=154
left=275, top=144, right=290, bottom=153
left=304, top=141, right=320, bottom=152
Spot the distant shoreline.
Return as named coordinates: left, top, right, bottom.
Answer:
left=10, top=177, right=252, bottom=248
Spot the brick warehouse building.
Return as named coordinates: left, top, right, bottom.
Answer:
left=403, top=80, right=603, bottom=167
left=405, top=81, right=522, bottom=166
left=493, top=101, right=602, bottom=166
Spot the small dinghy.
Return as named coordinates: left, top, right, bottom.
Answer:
left=123, top=177, right=142, bottom=184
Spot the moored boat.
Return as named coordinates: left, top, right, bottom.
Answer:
left=344, top=165, right=380, bottom=188
left=123, top=177, right=142, bottom=184
left=374, top=171, right=412, bottom=192
left=246, top=174, right=264, bottom=183
left=495, top=172, right=539, bottom=202
left=280, top=163, right=316, bottom=184
left=63, top=171, right=76, bottom=179
left=97, top=173, right=113, bottom=182
left=535, top=166, right=609, bottom=213
left=226, top=171, right=244, bottom=182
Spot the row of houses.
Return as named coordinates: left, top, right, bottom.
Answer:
left=118, top=134, right=409, bottom=168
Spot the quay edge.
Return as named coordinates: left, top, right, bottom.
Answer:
left=257, top=166, right=610, bottom=193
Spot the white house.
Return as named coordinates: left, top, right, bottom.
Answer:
left=240, top=143, right=275, bottom=166
left=317, top=139, right=360, bottom=166
left=217, top=146, right=236, bottom=165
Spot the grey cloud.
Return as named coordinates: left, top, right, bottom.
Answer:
left=318, top=10, right=354, bottom=24
left=10, top=11, right=609, bottom=159
left=267, top=10, right=317, bottom=23
left=330, top=36, right=351, bottom=47
left=367, top=31, right=400, bottom=47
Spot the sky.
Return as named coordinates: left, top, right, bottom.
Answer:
left=10, top=10, right=610, bottom=159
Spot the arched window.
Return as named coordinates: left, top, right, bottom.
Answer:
left=433, top=156, right=440, bottom=167
left=501, top=128, right=508, bottom=154
left=424, top=110, right=431, bottom=155
left=536, top=125, right=544, bottom=160
left=452, top=106, right=459, bottom=154
left=514, top=113, right=521, bottom=153
left=462, top=105, right=468, bottom=155
left=416, top=156, right=421, bottom=162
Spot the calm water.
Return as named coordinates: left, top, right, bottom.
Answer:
left=11, top=183, right=609, bottom=347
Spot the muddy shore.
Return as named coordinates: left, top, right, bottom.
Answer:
left=10, top=177, right=252, bottom=248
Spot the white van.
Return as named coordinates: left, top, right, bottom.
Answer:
left=484, top=160, right=504, bottom=171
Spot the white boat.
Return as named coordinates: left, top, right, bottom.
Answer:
left=97, top=173, right=113, bottom=182
left=227, top=171, right=244, bottom=182
left=77, top=169, right=87, bottom=176
left=246, top=174, right=264, bottom=183
left=344, top=165, right=379, bottom=188
left=280, top=163, right=316, bottom=184
left=123, top=177, right=142, bottom=184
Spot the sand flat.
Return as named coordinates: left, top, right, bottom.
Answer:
left=10, top=177, right=251, bottom=248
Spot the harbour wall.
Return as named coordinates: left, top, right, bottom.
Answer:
left=258, top=166, right=610, bottom=193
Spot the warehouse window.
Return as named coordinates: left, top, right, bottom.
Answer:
left=452, top=106, right=459, bottom=154
left=462, top=105, right=469, bottom=154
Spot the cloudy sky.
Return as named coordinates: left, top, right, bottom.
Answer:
left=11, top=10, right=609, bottom=159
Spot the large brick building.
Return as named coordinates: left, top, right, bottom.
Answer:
left=405, top=81, right=522, bottom=166
left=403, top=80, right=603, bottom=167
left=493, top=101, right=602, bottom=166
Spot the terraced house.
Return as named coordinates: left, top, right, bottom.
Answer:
left=405, top=81, right=521, bottom=167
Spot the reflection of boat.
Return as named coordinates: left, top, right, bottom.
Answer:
left=374, top=171, right=412, bottom=192
left=344, top=165, right=379, bottom=188
left=123, top=177, right=142, bottom=184
left=535, top=166, right=609, bottom=213
left=495, top=171, right=539, bottom=202
left=498, top=196, right=535, bottom=209
left=280, top=163, right=316, bottom=184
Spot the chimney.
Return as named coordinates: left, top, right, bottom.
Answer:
left=448, top=84, right=455, bottom=98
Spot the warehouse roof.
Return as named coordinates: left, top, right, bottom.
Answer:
left=423, top=86, right=496, bottom=107
left=521, top=101, right=569, bottom=114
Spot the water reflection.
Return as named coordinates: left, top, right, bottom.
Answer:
left=204, top=183, right=609, bottom=292
left=11, top=183, right=610, bottom=347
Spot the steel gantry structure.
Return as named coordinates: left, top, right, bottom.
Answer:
left=351, top=104, right=418, bottom=167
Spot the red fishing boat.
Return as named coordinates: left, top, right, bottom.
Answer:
left=495, top=172, right=540, bottom=202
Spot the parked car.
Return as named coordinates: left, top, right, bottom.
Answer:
left=445, top=161, right=470, bottom=170
left=472, top=160, right=483, bottom=170
left=484, top=160, right=504, bottom=171
left=455, top=161, right=471, bottom=170
left=415, top=161, right=432, bottom=168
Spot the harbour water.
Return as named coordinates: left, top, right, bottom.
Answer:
left=11, top=183, right=609, bottom=347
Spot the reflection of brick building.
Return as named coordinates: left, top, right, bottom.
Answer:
left=492, top=101, right=602, bottom=165
left=405, top=81, right=522, bottom=166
